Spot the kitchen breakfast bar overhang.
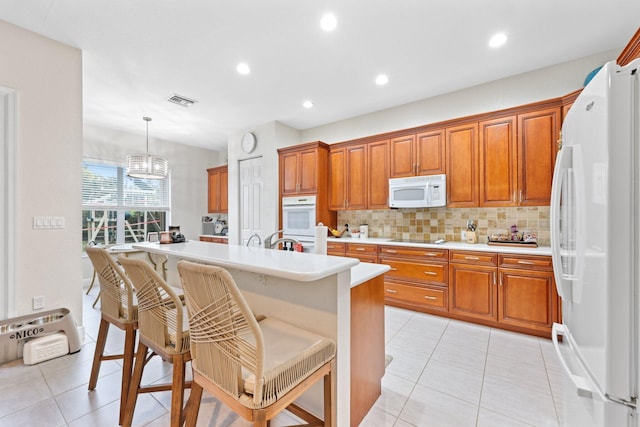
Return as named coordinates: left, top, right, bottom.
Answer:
left=132, top=240, right=390, bottom=426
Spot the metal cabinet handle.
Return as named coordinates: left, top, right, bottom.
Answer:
left=499, top=272, right=503, bottom=286
left=424, top=295, right=437, bottom=300
left=493, top=272, right=497, bottom=286
left=389, top=267, right=398, bottom=271
left=464, top=256, right=480, bottom=260
left=355, top=247, right=366, bottom=251
left=386, top=249, right=397, bottom=253
left=386, top=289, right=398, bottom=294
left=424, top=271, right=437, bottom=276
left=424, top=252, right=438, bottom=257
left=517, top=260, right=535, bottom=265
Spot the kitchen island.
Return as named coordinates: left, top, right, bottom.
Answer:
left=132, top=240, right=389, bottom=426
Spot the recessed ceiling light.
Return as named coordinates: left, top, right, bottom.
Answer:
left=320, top=13, right=337, bottom=31
left=236, top=62, right=251, bottom=75
left=303, top=100, right=314, bottom=109
left=489, top=33, right=507, bottom=48
left=375, top=74, right=389, bottom=86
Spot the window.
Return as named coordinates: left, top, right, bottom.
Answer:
left=82, top=160, right=170, bottom=249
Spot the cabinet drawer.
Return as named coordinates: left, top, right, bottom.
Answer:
left=380, top=258, right=447, bottom=285
left=449, top=250, right=497, bottom=266
left=498, top=254, right=552, bottom=270
left=326, top=242, right=346, bottom=255
left=379, top=245, right=447, bottom=261
left=384, top=282, right=447, bottom=310
left=346, top=254, right=378, bottom=264
left=346, top=243, right=377, bottom=254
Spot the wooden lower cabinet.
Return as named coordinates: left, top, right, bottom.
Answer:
left=199, top=236, right=228, bottom=244
left=448, top=262, right=497, bottom=322
left=384, top=281, right=447, bottom=311
left=326, top=241, right=346, bottom=256
left=346, top=242, right=377, bottom=263
left=497, top=254, right=558, bottom=335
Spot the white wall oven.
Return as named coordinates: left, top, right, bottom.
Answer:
left=282, top=196, right=316, bottom=241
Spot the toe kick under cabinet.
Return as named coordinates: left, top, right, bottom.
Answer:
left=381, top=245, right=559, bottom=338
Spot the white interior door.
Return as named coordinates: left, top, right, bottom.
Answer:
left=239, top=157, right=263, bottom=246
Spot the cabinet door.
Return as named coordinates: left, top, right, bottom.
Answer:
left=498, top=268, right=556, bottom=333
left=367, top=140, right=389, bottom=209
left=479, top=116, right=517, bottom=207
left=448, top=263, right=497, bottom=322
left=207, top=170, right=220, bottom=213
left=517, top=107, right=560, bottom=206
left=446, top=123, right=479, bottom=207
left=219, top=168, right=228, bottom=213
left=328, top=148, right=346, bottom=210
left=280, top=151, right=300, bottom=196
left=390, top=135, right=415, bottom=178
left=298, top=149, right=318, bottom=194
left=416, top=129, right=445, bottom=175
left=346, top=144, right=367, bottom=210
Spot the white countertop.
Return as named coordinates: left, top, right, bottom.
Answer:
left=199, top=234, right=229, bottom=239
left=133, top=240, right=359, bottom=282
left=350, top=262, right=390, bottom=288
left=328, top=236, right=551, bottom=256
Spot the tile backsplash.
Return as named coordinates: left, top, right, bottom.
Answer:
left=337, top=206, right=550, bottom=246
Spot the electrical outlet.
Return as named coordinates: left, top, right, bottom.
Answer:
left=461, top=231, right=468, bottom=241
left=32, top=296, right=45, bottom=310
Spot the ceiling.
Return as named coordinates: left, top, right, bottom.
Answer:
left=1, top=1, right=639, bottom=152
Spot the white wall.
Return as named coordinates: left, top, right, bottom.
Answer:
left=300, top=49, right=618, bottom=144
left=227, top=121, right=300, bottom=245
left=0, top=20, right=83, bottom=321
left=83, top=124, right=221, bottom=241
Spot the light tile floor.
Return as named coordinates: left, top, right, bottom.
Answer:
left=0, top=288, right=567, bottom=426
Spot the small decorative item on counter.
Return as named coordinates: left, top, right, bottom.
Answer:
left=523, top=231, right=538, bottom=243
left=160, top=231, right=173, bottom=244
left=328, top=227, right=347, bottom=238
left=351, top=230, right=360, bottom=238
left=466, top=219, right=478, bottom=244
left=360, top=224, right=369, bottom=239
left=510, top=224, right=519, bottom=241
left=293, top=242, right=303, bottom=252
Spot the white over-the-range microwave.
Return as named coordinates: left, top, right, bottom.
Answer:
left=388, top=174, right=446, bottom=208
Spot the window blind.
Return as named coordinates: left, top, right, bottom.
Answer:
left=82, top=160, right=170, bottom=211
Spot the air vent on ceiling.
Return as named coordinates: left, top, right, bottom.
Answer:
left=167, top=94, right=197, bottom=108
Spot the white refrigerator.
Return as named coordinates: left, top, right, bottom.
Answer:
left=551, top=58, right=640, bottom=426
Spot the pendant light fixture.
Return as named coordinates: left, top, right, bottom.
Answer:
left=125, top=117, right=168, bottom=179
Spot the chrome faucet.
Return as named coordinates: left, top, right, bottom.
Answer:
left=246, top=233, right=262, bottom=247
left=264, top=229, right=284, bottom=249
left=268, top=237, right=299, bottom=250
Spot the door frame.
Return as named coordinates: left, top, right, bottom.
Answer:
left=0, top=86, right=17, bottom=319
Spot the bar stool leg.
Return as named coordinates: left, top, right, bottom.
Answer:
left=122, top=341, right=148, bottom=427
left=170, top=353, right=187, bottom=427
left=119, top=324, right=137, bottom=425
left=88, top=318, right=109, bottom=390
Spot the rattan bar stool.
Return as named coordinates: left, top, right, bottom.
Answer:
left=118, top=256, right=192, bottom=427
left=177, top=260, right=336, bottom=427
left=85, top=246, right=138, bottom=425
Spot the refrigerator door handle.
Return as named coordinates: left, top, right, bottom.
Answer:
left=552, top=323, right=606, bottom=401
left=550, top=145, right=574, bottom=300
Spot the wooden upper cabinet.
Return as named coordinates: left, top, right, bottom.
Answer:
left=345, top=144, right=367, bottom=210
left=446, top=122, right=478, bottom=208
left=328, top=147, right=346, bottom=210
left=329, top=143, right=368, bottom=210
left=279, top=145, right=320, bottom=196
left=390, top=130, right=445, bottom=178
left=416, top=130, right=446, bottom=175
left=207, top=165, right=228, bottom=213
left=367, top=139, right=389, bottom=209
left=518, top=107, right=560, bottom=206
left=479, top=116, right=517, bottom=207
left=390, top=135, right=415, bottom=177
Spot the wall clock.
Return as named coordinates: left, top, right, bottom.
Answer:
left=241, top=132, right=257, bottom=154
